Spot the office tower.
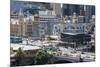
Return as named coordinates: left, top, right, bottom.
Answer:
left=80, top=5, right=85, bottom=16
left=50, top=3, right=62, bottom=17
left=91, top=6, right=95, bottom=15
left=84, top=5, right=94, bottom=23
left=62, top=4, right=80, bottom=16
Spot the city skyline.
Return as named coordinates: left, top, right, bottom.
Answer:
left=11, top=0, right=95, bottom=16
left=10, top=0, right=95, bottom=66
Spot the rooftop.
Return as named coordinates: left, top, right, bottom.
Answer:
left=11, top=43, right=41, bottom=51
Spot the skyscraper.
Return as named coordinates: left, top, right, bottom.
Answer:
left=62, top=4, right=80, bottom=16
left=80, top=5, right=85, bottom=16
left=84, top=5, right=95, bottom=23
left=50, top=3, right=62, bottom=17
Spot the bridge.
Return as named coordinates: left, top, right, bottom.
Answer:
left=52, top=56, right=81, bottom=63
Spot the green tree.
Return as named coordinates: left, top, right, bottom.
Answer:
left=35, top=49, right=53, bottom=64
left=15, top=48, right=25, bottom=57
left=15, top=48, right=25, bottom=66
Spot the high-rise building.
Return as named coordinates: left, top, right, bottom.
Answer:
left=62, top=4, right=80, bottom=16
left=84, top=5, right=95, bottom=23
left=32, top=10, right=62, bottom=39
left=50, top=3, right=62, bottom=17
left=80, top=5, right=85, bottom=16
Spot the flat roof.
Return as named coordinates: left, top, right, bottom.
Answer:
left=11, top=43, right=41, bottom=50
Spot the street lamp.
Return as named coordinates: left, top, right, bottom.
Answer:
left=26, top=38, right=28, bottom=45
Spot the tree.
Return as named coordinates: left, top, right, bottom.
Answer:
left=34, top=49, right=53, bottom=65
left=15, top=48, right=25, bottom=57
left=15, top=48, right=25, bottom=66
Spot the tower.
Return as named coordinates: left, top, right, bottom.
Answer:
left=84, top=5, right=92, bottom=23
left=50, top=3, right=62, bottom=17
left=18, top=8, right=25, bottom=37
left=62, top=4, right=80, bottom=16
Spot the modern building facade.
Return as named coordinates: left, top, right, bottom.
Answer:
left=50, top=3, right=62, bottom=17
left=62, top=4, right=80, bottom=16
left=32, top=10, right=63, bottom=39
